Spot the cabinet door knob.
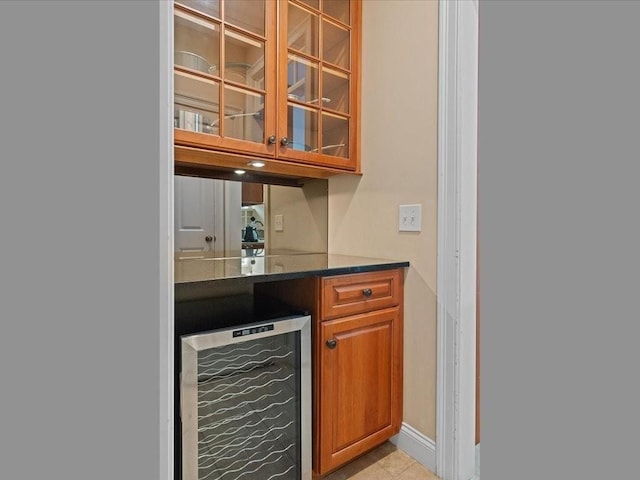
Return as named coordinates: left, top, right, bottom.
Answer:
left=205, top=235, right=213, bottom=243
left=280, top=136, right=289, bottom=146
left=362, top=288, right=373, bottom=297
left=326, top=339, right=337, bottom=349
left=267, top=135, right=277, bottom=145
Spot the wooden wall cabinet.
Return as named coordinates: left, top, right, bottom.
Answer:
left=256, top=268, right=404, bottom=477
left=173, top=0, right=361, bottom=183
left=241, top=181, right=263, bottom=205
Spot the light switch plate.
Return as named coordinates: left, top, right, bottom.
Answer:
left=399, top=204, right=422, bottom=232
left=274, top=214, right=284, bottom=232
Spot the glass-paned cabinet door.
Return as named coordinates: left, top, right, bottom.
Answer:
left=279, top=0, right=358, bottom=169
left=174, top=0, right=276, bottom=155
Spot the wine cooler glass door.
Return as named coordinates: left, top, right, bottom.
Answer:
left=181, top=315, right=311, bottom=480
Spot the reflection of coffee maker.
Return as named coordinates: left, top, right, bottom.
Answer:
left=243, top=216, right=262, bottom=242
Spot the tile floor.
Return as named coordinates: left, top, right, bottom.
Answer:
left=321, top=442, right=441, bottom=480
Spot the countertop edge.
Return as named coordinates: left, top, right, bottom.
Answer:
left=244, top=260, right=408, bottom=283
left=175, top=259, right=410, bottom=286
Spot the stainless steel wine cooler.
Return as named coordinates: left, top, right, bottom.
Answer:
left=180, top=312, right=311, bottom=480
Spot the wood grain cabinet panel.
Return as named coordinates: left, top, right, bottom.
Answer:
left=321, top=269, right=401, bottom=320
left=241, top=181, right=263, bottom=205
left=318, top=307, right=402, bottom=474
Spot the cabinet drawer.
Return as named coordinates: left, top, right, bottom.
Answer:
left=321, top=269, right=401, bottom=320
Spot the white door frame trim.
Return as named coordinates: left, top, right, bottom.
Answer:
left=436, top=1, right=478, bottom=480
left=160, top=1, right=174, bottom=480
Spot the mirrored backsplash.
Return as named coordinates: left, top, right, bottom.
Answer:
left=174, top=175, right=328, bottom=259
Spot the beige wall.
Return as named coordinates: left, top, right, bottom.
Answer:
left=266, top=180, right=329, bottom=253
left=328, top=0, right=439, bottom=439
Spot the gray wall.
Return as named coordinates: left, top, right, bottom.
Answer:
left=479, top=1, right=640, bottom=479
left=0, top=2, right=165, bottom=479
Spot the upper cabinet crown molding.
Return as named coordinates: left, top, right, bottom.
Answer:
left=173, top=0, right=361, bottom=183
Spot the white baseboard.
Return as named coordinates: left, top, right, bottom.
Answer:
left=389, top=423, right=437, bottom=474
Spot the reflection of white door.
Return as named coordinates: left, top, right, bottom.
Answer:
left=174, top=176, right=242, bottom=256
left=174, top=176, right=219, bottom=254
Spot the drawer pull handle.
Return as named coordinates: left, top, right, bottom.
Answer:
left=362, top=288, right=373, bottom=297
left=326, top=339, right=337, bottom=349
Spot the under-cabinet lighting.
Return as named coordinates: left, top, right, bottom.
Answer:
left=234, top=169, right=246, bottom=175
left=247, top=161, right=265, bottom=168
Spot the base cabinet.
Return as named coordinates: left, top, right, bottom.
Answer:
left=318, top=306, right=403, bottom=474
left=255, top=268, right=404, bottom=478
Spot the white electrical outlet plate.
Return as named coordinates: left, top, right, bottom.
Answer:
left=274, top=214, right=284, bottom=232
left=399, top=204, right=422, bottom=232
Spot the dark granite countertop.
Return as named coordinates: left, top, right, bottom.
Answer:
left=174, top=251, right=409, bottom=284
